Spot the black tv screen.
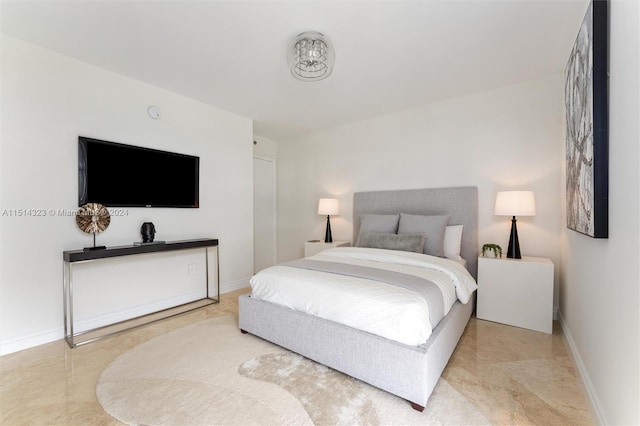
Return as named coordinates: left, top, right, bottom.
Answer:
left=78, top=137, right=199, bottom=208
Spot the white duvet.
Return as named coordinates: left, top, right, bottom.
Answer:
left=250, top=247, right=477, bottom=346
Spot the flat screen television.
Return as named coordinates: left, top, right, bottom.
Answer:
left=78, top=137, right=199, bottom=208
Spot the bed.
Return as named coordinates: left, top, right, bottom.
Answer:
left=239, top=186, right=478, bottom=411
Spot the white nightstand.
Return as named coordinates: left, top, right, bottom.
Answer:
left=305, top=240, right=350, bottom=257
left=476, top=256, right=554, bottom=334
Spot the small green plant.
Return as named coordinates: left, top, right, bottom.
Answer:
left=481, top=243, right=502, bottom=258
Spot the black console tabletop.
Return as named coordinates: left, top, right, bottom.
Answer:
left=63, top=238, right=218, bottom=262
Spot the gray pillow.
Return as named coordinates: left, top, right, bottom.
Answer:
left=357, top=231, right=427, bottom=253
left=397, top=213, right=450, bottom=257
left=356, top=214, right=400, bottom=246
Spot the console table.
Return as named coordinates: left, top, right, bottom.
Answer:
left=63, top=238, right=219, bottom=348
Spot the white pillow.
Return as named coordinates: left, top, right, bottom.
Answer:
left=444, top=225, right=463, bottom=260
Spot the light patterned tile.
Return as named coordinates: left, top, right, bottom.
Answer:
left=0, top=289, right=593, bottom=425
left=444, top=317, right=593, bottom=425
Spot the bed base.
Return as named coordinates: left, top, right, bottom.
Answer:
left=238, top=293, right=474, bottom=410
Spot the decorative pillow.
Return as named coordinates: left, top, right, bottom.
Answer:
left=356, top=214, right=400, bottom=246
left=444, top=225, right=464, bottom=260
left=397, top=213, right=450, bottom=257
left=357, top=231, right=427, bottom=254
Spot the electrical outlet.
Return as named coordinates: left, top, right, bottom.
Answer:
left=188, top=264, right=197, bottom=275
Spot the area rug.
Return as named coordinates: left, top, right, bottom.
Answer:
left=97, top=315, right=489, bottom=425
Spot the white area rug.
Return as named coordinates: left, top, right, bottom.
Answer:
left=97, top=315, right=489, bottom=425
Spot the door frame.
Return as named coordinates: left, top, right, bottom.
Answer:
left=253, top=155, right=277, bottom=272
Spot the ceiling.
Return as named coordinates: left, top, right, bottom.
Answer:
left=1, top=0, right=588, bottom=140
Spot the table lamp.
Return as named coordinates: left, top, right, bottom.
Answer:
left=318, top=198, right=339, bottom=243
left=494, top=191, right=536, bottom=259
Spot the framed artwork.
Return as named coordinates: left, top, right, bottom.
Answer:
left=564, top=0, right=609, bottom=238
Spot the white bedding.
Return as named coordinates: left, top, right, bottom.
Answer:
left=250, top=247, right=477, bottom=346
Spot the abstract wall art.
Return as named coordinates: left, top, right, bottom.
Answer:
left=564, top=0, right=609, bottom=238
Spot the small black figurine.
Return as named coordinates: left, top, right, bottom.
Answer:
left=141, top=222, right=156, bottom=243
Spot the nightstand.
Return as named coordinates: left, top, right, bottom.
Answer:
left=476, top=256, right=554, bottom=334
left=305, top=240, right=350, bottom=257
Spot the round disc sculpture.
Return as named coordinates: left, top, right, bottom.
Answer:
left=76, top=203, right=110, bottom=251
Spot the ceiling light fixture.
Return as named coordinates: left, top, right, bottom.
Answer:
left=288, top=31, right=335, bottom=82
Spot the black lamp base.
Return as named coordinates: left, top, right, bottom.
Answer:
left=324, top=215, right=333, bottom=243
left=506, top=216, right=521, bottom=259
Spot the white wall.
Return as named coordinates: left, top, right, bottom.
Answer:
left=559, top=1, right=639, bottom=424
left=0, top=36, right=254, bottom=355
left=253, top=134, right=278, bottom=159
left=277, top=74, right=563, bottom=307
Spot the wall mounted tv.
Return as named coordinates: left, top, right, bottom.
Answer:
left=78, top=137, right=199, bottom=208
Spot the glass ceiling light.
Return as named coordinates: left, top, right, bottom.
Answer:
left=288, top=31, right=335, bottom=82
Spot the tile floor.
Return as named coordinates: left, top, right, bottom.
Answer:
left=0, top=288, right=593, bottom=425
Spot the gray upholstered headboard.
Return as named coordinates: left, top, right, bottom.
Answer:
left=353, top=186, right=479, bottom=279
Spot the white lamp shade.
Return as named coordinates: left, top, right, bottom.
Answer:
left=318, top=198, right=339, bottom=216
left=494, top=191, right=536, bottom=216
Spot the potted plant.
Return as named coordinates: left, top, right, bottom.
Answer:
left=481, top=243, right=502, bottom=258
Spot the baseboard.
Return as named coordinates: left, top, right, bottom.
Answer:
left=73, top=291, right=206, bottom=333
left=0, top=325, right=63, bottom=356
left=558, top=310, right=606, bottom=425
left=221, top=277, right=250, bottom=294
left=2, top=279, right=251, bottom=356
